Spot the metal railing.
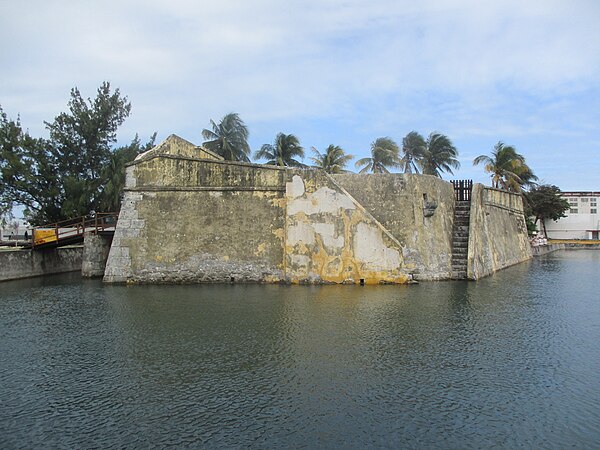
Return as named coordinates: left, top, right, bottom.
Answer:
left=32, top=212, right=118, bottom=248
left=452, top=180, right=473, bottom=202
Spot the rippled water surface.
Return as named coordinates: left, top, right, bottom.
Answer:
left=1, top=250, right=600, bottom=448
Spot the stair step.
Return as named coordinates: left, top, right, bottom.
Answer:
left=451, top=271, right=467, bottom=279
left=452, top=199, right=470, bottom=279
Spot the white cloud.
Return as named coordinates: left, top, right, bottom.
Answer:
left=1, top=0, right=599, bottom=189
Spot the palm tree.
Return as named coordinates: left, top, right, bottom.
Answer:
left=310, top=145, right=353, bottom=174
left=473, top=142, right=535, bottom=192
left=510, top=164, right=538, bottom=192
left=202, top=112, right=251, bottom=162
left=255, top=133, right=305, bottom=167
left=400, top=131, right=426, bottom=173
left=355, top=137, right=400, bottom=173
left=419, top=132, right=460, bottom=177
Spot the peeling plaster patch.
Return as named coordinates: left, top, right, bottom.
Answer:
left=286, top=175, right=305, bottom=198
left=290, top=254, right=310, bottom=270
left=255, top=242, right=267, bottom=256
left=312, top=186, right=356, bottom=212
left=288, top=186, right=356, bottom=215
left=354, top=222, right=401, bottom=271
left=287, top=222, right=316, bottom=246
left=313, top=223, right=344, bottom=249
left=272, top=228, right=285, bottom=240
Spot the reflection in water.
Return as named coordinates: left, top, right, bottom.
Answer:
left=1, top=251, right=599, bottom=448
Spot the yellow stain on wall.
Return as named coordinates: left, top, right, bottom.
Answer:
left=285, top=176, right=410, bottom=284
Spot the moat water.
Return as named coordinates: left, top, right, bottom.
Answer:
left=1, top=250, right=599, bottom=448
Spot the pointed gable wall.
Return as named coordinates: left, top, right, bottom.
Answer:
left=134, top=134, right=223, bottom=162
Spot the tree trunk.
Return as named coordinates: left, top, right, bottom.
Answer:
left=541, top=216, right=548, bottom=237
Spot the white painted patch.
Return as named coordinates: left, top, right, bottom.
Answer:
left=287, top=222, right=316, bottom=245
left=313, top=223, right=344, bottom=249
left=289, top=254, right=310, bottom=269
left=312, top=187, right=356, bottom=212
left=287, top=186, right=356, bottom=216
left=354, top=222, right=401, bottom=270
left=286, top=175, right=305, bottom=198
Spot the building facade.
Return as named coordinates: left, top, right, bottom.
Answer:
left=544, top=191, right=600, bottom=239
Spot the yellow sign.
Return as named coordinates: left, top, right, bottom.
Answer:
left=34, top=229, right=57, bottom=245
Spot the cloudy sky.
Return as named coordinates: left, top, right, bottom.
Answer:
left=1, top=0, right=599, bottom=189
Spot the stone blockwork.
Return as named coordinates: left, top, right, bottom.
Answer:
left=467, top=184, right=532, bottom=279
left=82, top=232, right=113, bottom=278
left=333, top=174, right=455, bottom=280
left=103, top=135, right=533, bottom=284
left=0, top=247, right=82, bottom=282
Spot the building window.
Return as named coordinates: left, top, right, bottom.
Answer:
left=570, top=209, right=578, bottom=214
left=592, top=209, right=597, bottom=214
left=582, top=198, right=589, bottom=202
left=592, top=203, right=597, bottom=207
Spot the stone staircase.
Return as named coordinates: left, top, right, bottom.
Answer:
left=451, top=200, right=471, bottom=279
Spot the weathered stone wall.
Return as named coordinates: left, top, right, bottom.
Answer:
left=467, top=184, right=532, bottom=279
left=0, top=247, right=82, bottom=282
left=82, top=233, right=113, bottom=278
left=285, top=171, right=411, bottom=284
left=103, top=135, right=535, bottom=284
left=332, top=173, right=455, bottom=280
left=104, top=150, right=287, bottom=283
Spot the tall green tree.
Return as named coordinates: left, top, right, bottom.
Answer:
left=98, top=133, right=156, bottom=212
left=473, top=142, right=535, bottom=192
left=400, top=131, right=426, bottom=173
left=355, top=137, right=400, bottom=173
left=524, top=184, right=570, bottom=237
left=47, top=82, right=131, bottom=181
left=202, top=112, right=251, bottom=162
left=255, top=133, right=305, bottom=167
left=1, top=83, right=148, bottom=225
left=309, top=144, right=353, bottom=174
left=0, top=107, right=62, bottom=224
left=419, top=132, right=460, bottom=177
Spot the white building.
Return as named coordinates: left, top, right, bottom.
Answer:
left=544, top=191, right=600, bottom=240
left=0, top=219, right=31, bottom=241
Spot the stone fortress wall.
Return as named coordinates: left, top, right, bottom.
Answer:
left=103, top=135, right=532, bottom=284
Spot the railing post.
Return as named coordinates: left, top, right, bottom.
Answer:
left=452, top=179, right=473, bottom=202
